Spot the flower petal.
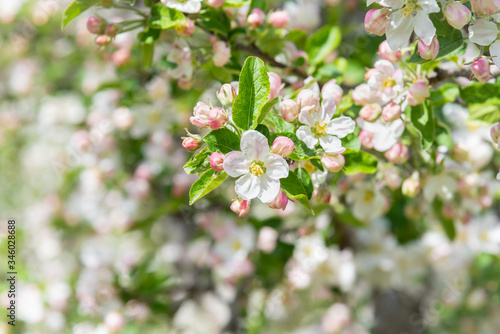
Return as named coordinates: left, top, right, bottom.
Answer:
left=298, top=108, right=315, bottom=126
left=490, top=40, right=500, bottom=69
left=320, top=97, right=337, bottom=121
left=257, top=175, right=281, bottom=203
left=223, top=151, right=250, bottom=177
left=241, top=130, right=270, bottom=161
left=414, top=12, right=436, bottom=46
left=235, top=173, right=261, bottom=200
left=263, top=153, right=289, bottom=180
left=319, top=135, right=345, bottom=154
left=327, top=116, right=356, bottom=138
left=469, top=19, right=499, bottom=46
left=296, top=126, right=319, bottom=149
left=386, top=12, right=414, bottom=51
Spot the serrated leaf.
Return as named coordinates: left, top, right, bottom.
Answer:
left=280, top=172, right=314, bottom=214
left=233, top=57, right=270, bottom=130
left=189, top=170, right=228, bottom=205
left=295, top=168, right=313, bottom=199
left=184, top=146, right=211, bottom=174
left=149, top=4, right=185, bottom=30
left=305, top=26, right=341, bottom=65
left=199, top=8, right=231, bottom=35
left=343, top=150, right=378, bottom=175
left=204, top=128, right=241, bottom=154
left=62, top=0, right=101, bottom=28
left=407, top=101, right=435, bottom=150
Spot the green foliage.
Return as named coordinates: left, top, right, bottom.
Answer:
left=184, top=146, right=211, bottom=175
left=305, top=26, right=341, bottom=66
left=433, top=199, right=456, bottom=240
left=460, top=83, right=500, bottom=124
left=295, top=168, right=313, bottom=199
left=232, top=57, right=271, bottom=130
left=199, top=8, right=231, bottom=36
left=343, top=150, right=378, bottom=175
left=280, top=172, right=314, bottom=214
left=189, top=169, right=229, bottom=205
left=149, top=4, right=186, bottom=30
left=204, top=128, right=241, bottom=154
left=407, top=101, right=435, bottom=151
left=62, top=0, right=101, bottom=28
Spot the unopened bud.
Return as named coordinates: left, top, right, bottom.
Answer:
left=208, top=107, right=227, bottom=130
left=312, top=188, right=331, bottom=204
left=407, top=81, right=430, bottom=106
left=364, top=9, right=389, bottom=36
left=378, top=40, right=402, bottom=63
left=268, top=190, right=288, bottom=210
left=418, top=37, right=439, bottom=60
left=280, top=99, right=300, bottom=122
left=490, top=123, right=500, bottom=148
left=175, top=18, right=195, bottom=36
left=271, top=136, right=295, bottom=156
left=402, top=173, right=420, bottom=197
left=182, top=137, right=201, bottom=150
left=247, top=8, right=266, bottom=28
left=190, top=102, right=211, bottom=127
left=359, top=103, right=382, bottom=122
left=297, top=89, right=320, bottom=111
left=206, top=0, right=224, bottom=7
left=385, top=143, right=409, bottom=164
left=87, top=16, right=104, bottom=34
left=213, top=41, right=230, bottom=67
left=105, top=24, right=119, bottom=37
left=268, top=72, right=282, bottom=100
left=257, top=227, right=278, bottom=253
left=471, top=58, right=491, bottom=84
left=217, top=83, right=237, bottom=106
left=269, top=10, right=289, bottom=29
left=95, top=35, right=110, bottom=46
left=231, top=198, right=251, bottom=217
left=470, top=0, right=500, bottom=16
left=382, top=102, right=402, bottom=122
left=321, top=79, right=343, bottom=106
left=322, top=154, right=345, bottom=173
left=443, top=2, right=471, bottom=29
left=359, top=129, right=374, bottom=149
left=209, top=152, right=225, bottom=171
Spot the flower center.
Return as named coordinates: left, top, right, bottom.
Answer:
left=304, top=161, right=317, bottom=173
left=383, top=77, right=396, bottom=88
left=312, top=121, right=328, bottom=138
left=363, top=191, right=375, bottom=202
left=400, top=0, right=420, bottom=17
left=250, top=161, right=266, bottom=177
left=232, top=240, right=242, bottom=251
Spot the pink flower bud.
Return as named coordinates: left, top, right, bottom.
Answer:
left=105, top=24, right=119, bottom=37
left=321, top=79, right=343, bottom=106
left=385, top=143, right=409, bottom=164
left=213, top=41, right=230, bottom=67
left=182, top=137, right=201, bottom=150
left=257, top=227, right=278, bottom=253
left=231, top=198, right=251, bottom=217
left=135, top=164, right=153, bottom=180
left=280, top=99, right=300, bottom=122
left=322, top=154, right=345, bottom=172
left=402, top=173, right=420, bottom=197
left=471, top=58, right=491, bottom=84
left=112, top=48, right=131, bottom=66
left=352, top=84, right=376, bottom=105
left=87, top=16, right=104, bottom=34
left=378, top=41, right=402, bottom=63
left=491, top=123, right=500, bottom=148
left=418, top=37, right=439, bottom=60
left=268, top=190, right=289, bottom=210
left=443, top=2, right=471, bottom=29
left=364, top=9, right=389, bottom=36
left=95, top=35, right=110, bottom=46
left=269, top=10, right=289, bottom=28
left=359, top=130, right=374, bottom=149
left=268, top=72, right=282, bottom=100
left=470, top=0, right=500, bottom=16
left=297, top=89, right=320, bottom=110
left=206, top=0, right=224, bottom=7
left=209, top=152, right=225, bottom=171
left=105, top=311, right=125, bottom=333
left=364, top=68, right=378, bottom=81
left=382, top=102, right=402, bottom=122
left=312, top=188, right=331, bottom=204
left=175, top=18, right=196, bottom=36
left=190, top=102, right=211, bottom=127
left=217, top=83, right=237, bottom=106
left=359, top=103, right=382, bottom=122
left=247, top=8, right=266, bottom=28
left=208, top=107, right=227, bottom=130
left=271, top=136, right=295, bottom=156
left=407, top=81, right=430, bottom=106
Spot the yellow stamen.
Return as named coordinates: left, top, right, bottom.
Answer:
left=250, top=161, right=265, bottom=177
left=364, top=191, right=375, bottom=202
left=383, top=77, right=396, bottom=88
left=313, top=121, right=328, bottom=138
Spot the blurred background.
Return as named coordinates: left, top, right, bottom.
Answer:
left=1, top=1, right=500, bottom=334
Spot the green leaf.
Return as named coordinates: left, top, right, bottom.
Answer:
left=184, top=146, right=211, bottom=174
left=62, top=0, right=101, bottom=28
left=142, top=43, right=154, bottom=69
left=256, top=97, right=280, bottom=126
left=255, top=124, right=270, bottom=138
left=269, top=132, right=318, bottom=161
left=138, top=27, right=161, bottom=44
left=280, top=172, right=314, bottom=214
left=460, top=83, right=500, bottom=123
left=268, top=113, right=294, bottom=132
left=407, top=101, right=435, bottom=151
left=149, top=4, right=185, bottom=30
left=189, top=169, right=228, bottom=205
left=433, top=200, right=456, bottom=240
left=343, top=150, right=378, bottom=175
left=199, top=8, right=231, bottom=35
left=305, top=26, right=341, bottom=65
left=430, top=83, right=459, bottom=107
left=295, top=168, right=313, bottom=199
left=232, top=57, right=271, bottom=130
left=204, top=128, right=241, bottom=154
left=250, top=0, right=266, bottom=10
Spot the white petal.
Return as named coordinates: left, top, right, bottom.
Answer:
left=373, top=131, right=398, bottom=152
left=320, top=98, right=337, bottom=121
left=235, top=173, right=261, bottom=200
left=490, top=40, right=500, bottom=68
left=263, top=154, right=289, bottom=179
left=469, top=19, right=499, bottom=46
left=414, top=12, right=436, bottom=46
left=296, top=126, right=319, bottom=149
left=298, top=108, right=315, bottom=126
left=319, top=135, right=345, bottom=154
left=386, top=12, right=415, bottom=51
left=257, top=175, right=281, bottom=203
left=241, top=130, right=270, bottom=161
left=417, top=0, right=440, bottom=13
left=374, top=60, right=395, bottom=76
left=165, top=0, right=202, bottom=13
left=223, top=151, right=250, bottom=177
left=327, top=116, right=356, bottom=138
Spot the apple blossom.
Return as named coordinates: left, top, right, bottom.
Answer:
left=175, top=18, right=196, bottom=36
left=470, top=0, right=500, bottom=16
left=359, top=103, right=382, bottom=122
left=364, top=9, right=390, bottom=36
left=105, top=24, right=119, bottom=37
left=270, top=136, right=295, bottom=156
left=209, top=152, right=225, bottom=171
left=280, top=99, right=300, bottom=122
left=268, top=72, right=282, bottom=100
left=443, top=2, right=471, bottom=29
left=182, top=136, right=201, bottom=150
left=367, top=60, right=404, bottom=103
left=223, top=130, right=289, bottom=203
left=407, top=81, right=430, bottom=106
left=322, top=154, right=345, bottom=173
left=257, top=227, right=278, bottom=253
left=382, top=102, right=402, bottom=122
left=230, top=198, right=251, bottom=217
left=213, top=41, right=231, bottom=67
left=468, top=19, right=499, bottom=46
left=378, top=40, right=402, bottom=63
left=357, top=118, right=405, bottom=152
left=297, top=88, right=320, bottom=111
left=95, top=35, right=110, bottom=46
left=321, top=79, right=343, bottom=106
left=359, top=129, right=374, bottom=149
left=86, top=16, right=104, bottom=34
left=471, top=58, right=491, bottom=83
left=418, top=37, right=439, bottom=60
left=206, top=0, right=224, bottom=7
left=296, top=98, right=356, bottom=153
left=268, top=190, right=289, bottom=210
left=384, top=143, right=409, bottom=164
left=491, top=123, right=500, bottom=148
left=269, top=10, right=289, bottom=28
left=217, top=83, right=237, bottom=107
left=190, top=102, right=211, bottom=127
left=208, top=107, right=227, bottom=130
left=161, top=0, right=202, bottom=13
left=247, top=8, right=266, bottom=28
left=346, top=183, right=386, bottom=221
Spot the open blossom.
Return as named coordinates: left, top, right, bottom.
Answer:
left=223, top=130, right=289, bottom=203
left=469, top=19, right=499, bottom=46
left=357, top=118, right=405, bottom=152
left=407, top=81, right=430, bottom=106
left=297, top=98, right=356, bottom=153
left=213, top=41, right=230, bottom=67
left=161, top=0, right=202, bottom=13
left=381, top=0, right=440, bottom=51
left=346, top=183, right=386, bottom=221
left=367, top=60, right=404, bottom=103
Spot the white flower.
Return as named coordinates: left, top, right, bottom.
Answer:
left=367, top=60, right=404, bottom=103
left=423, top=174, right=457, bottom=201
left=213, top=225, right=256, bottom=262
left=296, top=98, right=356, bottom=153
left=223, top=130, right=289, bottom=203
left=468, top=19, right=499, bottom=46
left=346, top=183, right=386, bottom=222
left=162, top=0, right=202, bottom=14
left=293, top=234, right=329, bottom=271
left=357, top=117, right=405, bottom=152
left=489, top=40, right=500, bottom=68
left=383, top=0, right=440, bottom=50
